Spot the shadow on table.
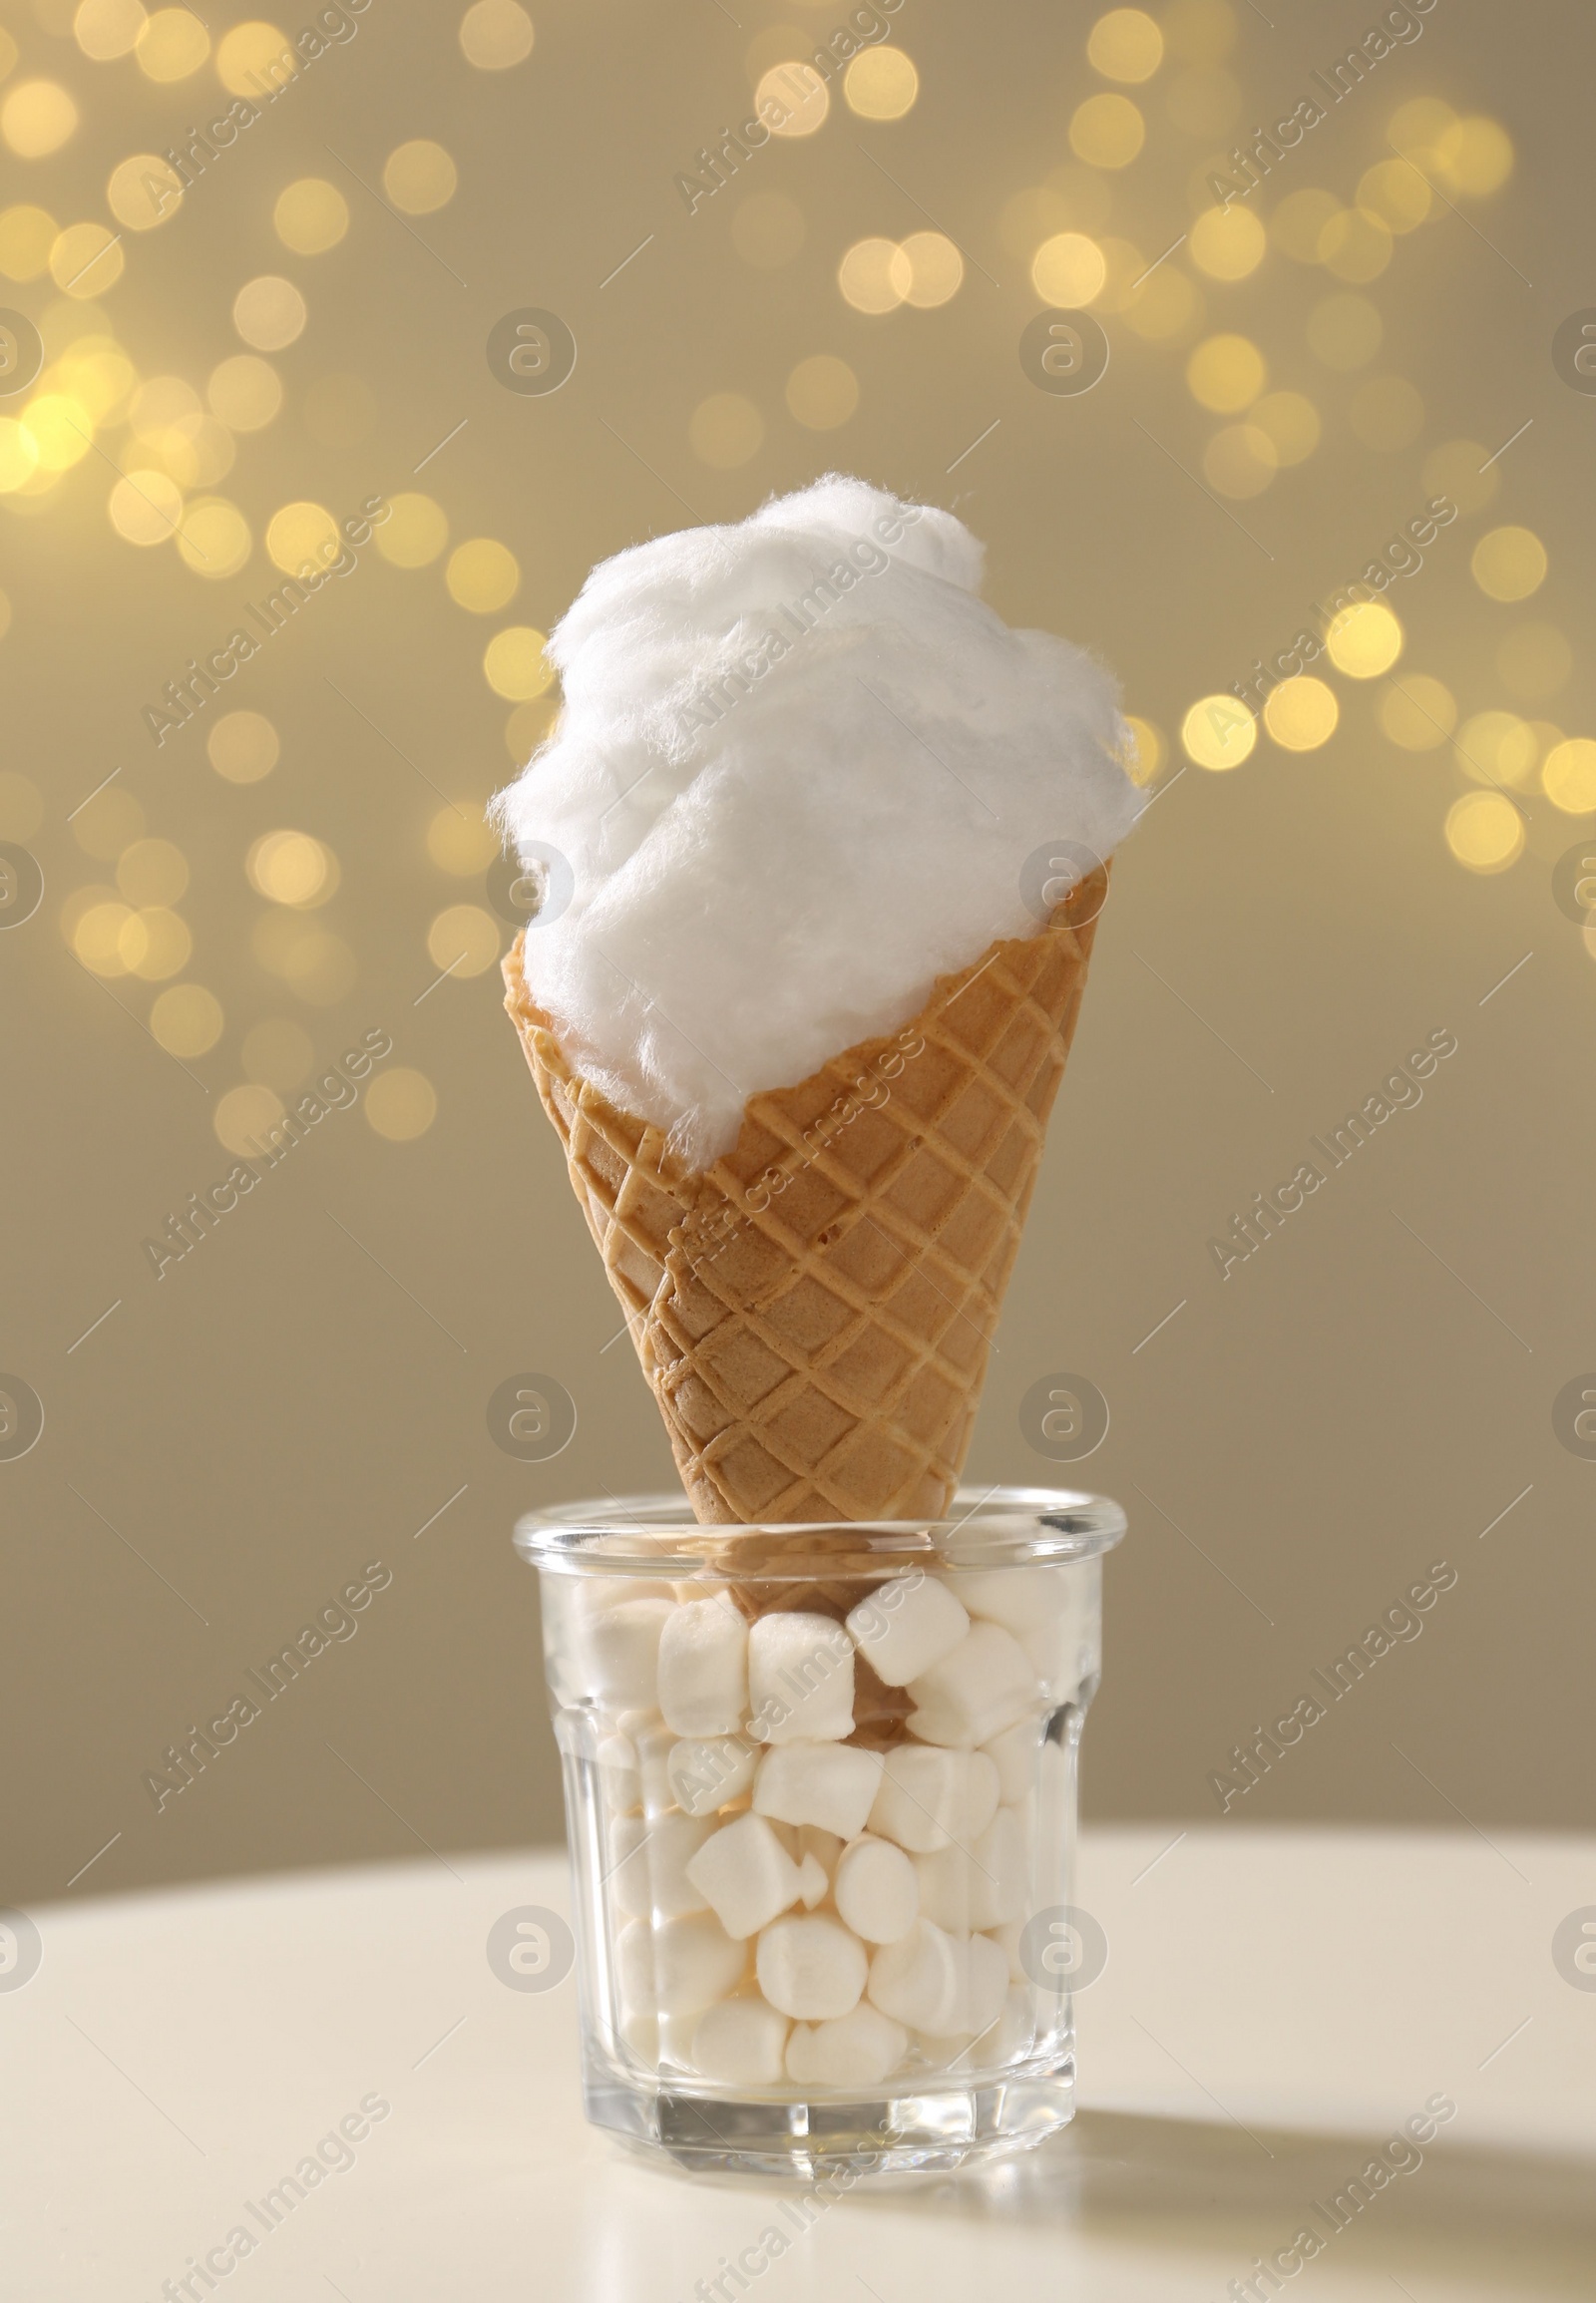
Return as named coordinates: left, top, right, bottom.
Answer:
left=872, top=2109, right=1596, bottom=2293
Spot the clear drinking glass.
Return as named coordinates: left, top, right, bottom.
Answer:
left=515, top=1485, right=1124, bottom=2177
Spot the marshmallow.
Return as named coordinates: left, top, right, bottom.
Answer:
left=956, top=1567, right=1098, bottom=1695
left=785, top=2004, right=909, bottom=2088
left=756, top=1914, right=868, bottom=2020
left=845, top=1574, right=970, bottom=1688
left=596, top=1730, right=641, bottom=1817
left=578, top=1597, right=673, bottom=1710
left=667, top=1734, right=758, bottom=1817
left=685, top=1812, right=803, bottom=1940
left=798, top=1824, right=843, bottom=1873
left=914, top=1806, right=1027, bottom=1932
left=867, top=1920, right=1006, bottom=2037
left=867, top=1745, right=1000, bottom=1853
left=982, top=1717, right=1043, bottom=1806
left=835, top=1835, right=919, bottom=1944
left=957, top=1930, right=1009, bottom=2037
left=906, top=1622, right=1037, bottom=1747
left=629, top=1720, right=678, bottom=1818
left=690, top=1994, right=790, bottom=2085
left=991, top=1983, right=1035, bottom=2065
left=989, top=1918, right=1025, bottom=1985
left=607, top=1813, right=714, bottom=1920
left=753, top=1741, right=884, bottom=1840
left=657, top=1596, right=749, bottom=1737
left=797, top=1851, right=829, bottom=1909
left=747, top=1612, right=855, bottom=1743
left=617, top=2007, right=697, bottom=2068
left=615, top=1914, right=746, bottom=2020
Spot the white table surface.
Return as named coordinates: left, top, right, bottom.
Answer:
left=7, top=1827, right=1593, bottom=2299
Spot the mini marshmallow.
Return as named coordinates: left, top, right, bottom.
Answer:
left=867, top=1745, right=1000, bottom=1853
left=597, top=1730, right=641, bottom=1817
left=685, top=1812, right=803, bottom=1940
left=690, top=1994, right=790, bottom=2085
left=989, top=1918, right=1025, bottom=1986
left=797, top=1851, right=829, bottom=1909
left=630, top=1720, right=678, bottom=1818
left=615, top=1913, right=746, bottom=2020
left=753, top=1741, right=884, bottom=1840
left=906, top=1622, right=1037, bottom=1747
left=657, top=1596, right=749, bottom=1737
left=914, top=1806, right=1026, bottom=1931
left=756, top=1914, right=868, bottom=2020
left=578, top=1597, right=673, bottom=1711
left=982, top=1717, right=1043, bottom=1805
left=667, top=1734, right=758, bottom=1817
left=957, top=1567, right=1098, bottom=1695
left=607, top=1813, right=713, bottom=1920
left=835, top=1835, right=919, bottom=1944
left=957, top=1929, right=1009, bottom=2037
left=798, top=1824, right=843, bottom=1873
left=845, top=1574, right=970, bottom=1688
left=617, top=2007, right=697, bottom=2068
left=866, top=1918, right=964, bottom=2035
left=747, top=1612, right=855, bottom=1744
left=991, top=1983, right=1035, bottom=2065
left=785, top=2004, right=909, bottom=2088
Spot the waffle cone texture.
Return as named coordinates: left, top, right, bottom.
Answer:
left=502, top=867, right=1108, bottom=1526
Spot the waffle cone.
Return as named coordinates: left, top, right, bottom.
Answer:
left=502, top=867, right=1108, bottom=1525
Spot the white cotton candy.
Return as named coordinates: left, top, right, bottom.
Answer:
left=845, top=1574, right=970, bottom=1688
left=867, top=1745, right=1000, bottom=1853
left=690, top=1994, right=790, bottom=2085
left=906, top=1622, right=1038, bottom=1748
left=494, top=476, right=1141, bottom=1170
left=615, top=1914, right=746, bottom=2020
left=685, top=1812, right=804, bottom=1940
left=657, top=1596, right=748, bottom=1737
left=666, top=1734, right=758, bottom=1817
left=785, top=2004, right=909, bottom=2089
left=747, top=1612, right=855, bottom=1743
left=753, top=1740, right=884, bottom=1840
left=756, top=1914, right=869, bottom=2020
left=834, top=1834, right=919, bottom=1944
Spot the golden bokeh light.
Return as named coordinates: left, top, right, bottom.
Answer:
left=1387, top=98, right=1456, bottom=160
left=1182, top=693, right=1256, bottom=771
left=246, top=828, right=338, bottom=908
left=1378, top=675, right=1455, bottom=750
left=1471, top=525, right=1546, bottom=602
left=785, top=353, right=858, bottom=429
left=383, top=139, right=458, bottom=213
left=1069, top=91, right=1144, bottom=167
left=1031, top=231, right=1105, bottom=307
left=21, top=393, right=96, bottom=471
left=150, top=982, right=223, bottom=1058
left=0, top=771, right=43, bottom=840
left=251, top=914, right=358, bottom=1003
left=1188, top=202, right=1264, bottom=279
left=1454, top=710, right=1538, bottom=790
left=1202, top=422, right=1276, bottom=499
left=1347, top=374, right=1424, bottom=452
left=1432, top=116, right=1513, bottom=199
left=1271, top=188, right=1341, bottom=263
left=755, top=64, right=828, bottom=139
left=365, top=1067, right=437, bottom=1141
left=459, top=0, right=535, bottom=69
left=75, top=0, right=148, bottom=59
left=233, top=275, right=306, bottom=350
left=208, top=709, right=278, bottom=782
left=1357, top=158, right=1431, bottom=232
left=1120, top=263, right=1200, bottom=340
left=1324, top=600, right=1402, bottom=678
left=1496, top=622, right=1571, bottom=702
left=1087, top=8, right=1163, bottom=80
left=107, top=153, right=185, bottom=231
left=1317, top=206, right=1393, bottom=284
left=446, top=537, right=520, bottom=612
left=427, top=804, right=500, bottom=874
left=1249, top=390, right=1320, bottom=466
left=843, top=48, right=918, bottom=120
left=215, top=22, right=292, bottom=98
left=731, top=191, right=805, bottom=268
left=1420, top=437, right=1497, bottom=518
left=1186, top=331, right=1265, bottom=413
left=109, top=468, right=183, bottom=544
left=265, top=498, right=339, bottom=575
left=1121, top=714, right=1164, bottom=784
left=241, top=1015, right=313, bottom=1092
left=213, top=1082, right=284, bottom=1158
left=51, top=339, right=136, bottom=425
left=131, top=373, right=199, bottom=441
left=374, top=491, right=448, bottom=568
left=689, top=390, right=764, bottom=467
left=1443, top=789, right=1523, bottom=874
left=3, top=81, right=79, bottom=159
left=177, top=496, right=251, bottom=577
left=1306, top=290, right=1382, bottom=370
left=427, top=903, right=500, bottom=977
left=74, top=897, right=138, bottom=974
left=273, top=178, right=349, bottom=254
left=1263, top=675, right=1339, bottom=752
left=503, top=695, right=557, bottom=760
left=838, top=236, right=910, bottom=313
left=0, top=204, right=58, bottom=280
left=1542, top=739, right=1596, bottom=815
left=484, top=625, right=553, bottom=701
left=0, top=423, right=43, bottom=493
left=898, top=230, right=963, bottom=308
left=207, top=353, right=282, bottom=431
left=119, top=905, right=192, bottom=980
left=135, top=7, right=208, bottom=78
left=71, top=785, right=144, bottom=859
left=51, top=222, right=125, bottom=297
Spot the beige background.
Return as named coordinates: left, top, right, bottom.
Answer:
left=3, top=0, right=1592, bottom=1908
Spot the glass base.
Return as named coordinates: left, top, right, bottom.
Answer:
left=585, top=2048, right=1077, bottom=2178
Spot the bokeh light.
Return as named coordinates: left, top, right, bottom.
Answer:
left=1378, top=675, right=1455, bottom=750
left=233, top=275, right=307, bottom=350
left=1443, top=790, right=1523, bottom=874
left=838, top=237, right=910, bottom=313
left=1542, top=739, right=1596, bottom=815
left=843, top=48, right=918, bottom=120
left=208, top=710, right=278, bottom=782
left=265, top=499, right=339, bottom=575
left=1186, top=332, right=1265, bottom=413
left=135, top=7, right=208, bottom=78
left=1263, top=676, right=1339, bottom=752
left=1271, top=188, right=1341, bottom=263
left=22, top=394, right=96, bottom=471
left=177, top=497, right=251, bottom=577
left=1357, top=158, right=1431, bottom=232
left=446, top=537, right=520, bottom=611
left=0, top=204, right=57, bottom=280
left=365, top=1067, right=437, bottom=1141
left=251, top=914, right=357, bottom=1003
left=51, top=223, right=125, bottom=298
left=689, top=391, right=763, bottom=467
left=1454, top=710, right=1538, bottom=790
left=1318, top=206, right=1393, bottom=284
left=785, top=353, right=858, bottom=429
left=1120, top=264, right=1199, bottom=340
left=107, top=155, right=184, bottom=230
left=207, top=354, right=281, bottom=431
left=0, top=420, right=42, bottom=493
left=1471, top=526, right=1546, bottom=602
left=273, top=179, right=349, bottom=254
left=374, top=492, right=448, bottom=567
left=75, top=0, right=148, bottom=60
left=214, top=1083, right=284, bottom=1157
left=120, top=906, right=192, bottom=980
left=1087, top=8, right=1163, bottom=80
left=1249, top=390, right=1320, bottom=466
left=1202, top=423, right=1276, bottom=499
left=1121, top=715, right=1164, bottom=784
left=215, top=22, right=292, bottom=98
left=1069, top=92, right=1143, bottom=167
left=1182, top=693, right=1256, bottom=770
left=459, top=0, right=534, bottom=68
left=71, top=784, right=143, bottom=859
left=754, top=64, right=828, bottom=139
left=151, top=982, right=223, bottom=1056
left=1188, top=203, right=1264, bottom=279
left=246, top=828, right=338, bottom=908
left=1432, top=116, right=1513, bottom=198
left=1324, top=600, right=1402, bottom=679
left=1031, top=231, right=1105, bottom=306
left=427, top=804, right=500, bottom=874
left=383, top=140, right=458, bottom=213
left=427, top=904, right=500, bottom=976
left=3, top=81, right=79, bottom=159
left=109, top=469, right=183, bottom=544
left=898, top=231, right=963, bottom=308
left=484, top=625, right=554, bottom=701
left=1421, top=438, right=1497, bottom=518
left=0, top=771, right=43, bottom=839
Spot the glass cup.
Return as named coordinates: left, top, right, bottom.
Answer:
left=515, top=1485, right=1124, bottom=2177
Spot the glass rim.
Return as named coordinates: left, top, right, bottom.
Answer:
left=513, top=1483, right=1125, bottom=1576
